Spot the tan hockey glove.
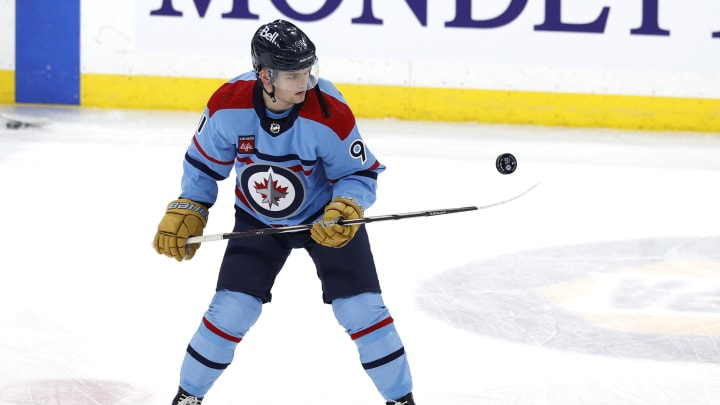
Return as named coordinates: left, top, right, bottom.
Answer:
left=311, top=197, right=362, bottom=248
left=153, top=199, right=209, bottom=261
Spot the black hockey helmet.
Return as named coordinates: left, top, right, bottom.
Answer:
left=251, top=19, right=317, bottom=72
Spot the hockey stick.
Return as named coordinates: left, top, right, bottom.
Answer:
left=187, top=181, right=540, bottom=244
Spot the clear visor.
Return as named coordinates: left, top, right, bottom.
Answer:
left=267, top=61, right=319, bottom=91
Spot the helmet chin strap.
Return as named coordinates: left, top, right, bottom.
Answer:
left=257, top=69, right=277, bottom=103
left=263, top=85, right=277, bottom=103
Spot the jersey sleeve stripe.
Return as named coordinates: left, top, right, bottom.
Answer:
left=193, top=136, right=235, bottom=165
left=185, top=152, right=226, bottom=181
left=328, top=168, right=380, bottom=184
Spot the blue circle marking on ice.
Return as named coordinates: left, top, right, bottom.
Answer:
left=416, top=236, right=720, bottom=363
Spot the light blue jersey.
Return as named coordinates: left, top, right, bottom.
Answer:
left=180, top=72, right=385, bottom=226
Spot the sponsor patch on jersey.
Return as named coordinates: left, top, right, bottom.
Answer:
left=238, top=136, right=255, bottom=154
left=239, top=164, right=305, bottom=219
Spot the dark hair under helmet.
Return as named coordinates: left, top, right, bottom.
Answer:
left=251, top=19, right=317, bottom=72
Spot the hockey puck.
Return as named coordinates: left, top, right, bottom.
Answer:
left=496, top=153, right=517, bottom=175
left=6, top=121, right=22, bottom=129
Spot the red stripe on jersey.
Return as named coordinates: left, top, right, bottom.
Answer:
left=287, top=164, right=313, bottom=176
left=207, top=80, right=255, bottom=117
left=237, top=156, right=254, bottom=165
left=203, top=316, right=242, bottom=343
left=235, top=186, right=253, bottom=210
left=193, top=136, right=235, bottom=165
left=300, top=89, right=356, bottom=140
left=350, top=317, right=394, bottom=340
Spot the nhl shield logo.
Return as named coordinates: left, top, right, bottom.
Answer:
left=269, top=122, right=281, bottom=134
left=239, top=164, right=305, bottom=219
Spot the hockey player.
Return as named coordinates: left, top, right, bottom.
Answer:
left=153, top=19, right=416, bottom=405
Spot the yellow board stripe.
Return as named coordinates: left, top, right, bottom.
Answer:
left=81, top=73, right=226, bottom=111
left=2, top=71, right=719, bottom=132
left=0, top=70, right=15, bottom=103
left=338, top=84, right=720, bottom=132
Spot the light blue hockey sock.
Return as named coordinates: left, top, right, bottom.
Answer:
left=179, top=290, right=262, bottom=397
left=333, top=292, right=413, bottom=401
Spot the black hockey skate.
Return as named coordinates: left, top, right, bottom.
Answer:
left=172, top=386, right=203, bottom=405
left=386, top=392, right=415, bottom=404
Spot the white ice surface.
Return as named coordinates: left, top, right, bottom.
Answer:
left=1, top=106, right=720, bottom=404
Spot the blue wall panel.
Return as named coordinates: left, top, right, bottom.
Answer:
left=16, top=0, right=80, bottom=104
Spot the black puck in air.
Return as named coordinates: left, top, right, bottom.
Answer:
left=496, top=153, right=517, bottom=175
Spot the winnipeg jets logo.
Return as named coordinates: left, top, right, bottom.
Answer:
left=254, top=171, right=288, bottom=209
left=240, top=164, right=305, bottom=219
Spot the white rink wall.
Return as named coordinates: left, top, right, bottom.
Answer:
left=0, top=0, right=14, bottom=71
left=3, top=1, right=720, bottom=130
left=89, top=0, right=720, bottom=98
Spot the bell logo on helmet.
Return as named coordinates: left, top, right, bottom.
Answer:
left=258, top=26, right=279, bottom=44
left=251, top=19, right=317, bottom=72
